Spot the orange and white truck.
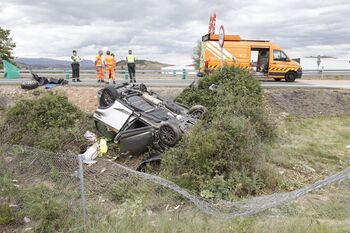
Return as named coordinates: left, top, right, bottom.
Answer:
left=199, top=33, right=302, bottom=82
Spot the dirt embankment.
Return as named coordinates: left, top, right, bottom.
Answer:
left=0, top=86, right=184, bottom=113
left=1, top=86, right=350, bottom=119
left=266, top=89, right=350, bottom=119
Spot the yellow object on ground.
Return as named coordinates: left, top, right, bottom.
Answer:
left=99, top=138, right=108, bottom=156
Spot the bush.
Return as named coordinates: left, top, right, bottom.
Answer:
left=0, top=92, right=93, bottom=152
left=161, top=67, right=278, bottom=199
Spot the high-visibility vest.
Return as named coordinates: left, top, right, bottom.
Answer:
left=126, top=55, right=135, bottom=63
left=95, top=55, right=103, bottom=67
left=105, top=55, right=114, bottom=68
left=71, top=55, right=80, bottom=63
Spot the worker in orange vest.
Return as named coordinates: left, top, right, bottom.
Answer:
left=104, top=51, right=116, bottom=84
left=111, top=53, right=117, bottom=84
left=95, top=50, right=104, bottom=83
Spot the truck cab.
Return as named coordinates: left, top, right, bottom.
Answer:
left=199, top=34, right=302, bottom=82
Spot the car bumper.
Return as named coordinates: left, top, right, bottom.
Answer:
left=297, top=68, right=303, bottom=79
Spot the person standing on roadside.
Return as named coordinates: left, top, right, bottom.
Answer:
left=71, top=50, right=81, bottom=82
left=111, top=53, right=117, bottom=84
left=104, top=51, right=116, bottom=84
left=95, top=50, right=104, bottom=83
left=126, top=50, right=136, bottom=83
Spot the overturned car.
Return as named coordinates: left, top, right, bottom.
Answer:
left=93, top=83, right=207, bottom=157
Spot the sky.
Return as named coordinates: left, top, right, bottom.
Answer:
left=0, top=0, right=349, bottom=65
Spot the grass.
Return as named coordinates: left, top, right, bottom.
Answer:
left=267, top=116, right=350, bottom=189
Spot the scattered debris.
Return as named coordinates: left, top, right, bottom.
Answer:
left=99, top=139, right=108, bottom=156
left=80, top=143, right=98, bottom=164
left=21, top=72, right=68, bottom=90
left=100, top=168, right=107, bottom=173
left=24, top=216, right=31, bottom=224
left=84, top=131, right=97, bottom=142
left=303, top=164, right=316, bottom=173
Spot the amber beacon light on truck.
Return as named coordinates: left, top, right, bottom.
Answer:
left=199, top=14, right=302, bottom=82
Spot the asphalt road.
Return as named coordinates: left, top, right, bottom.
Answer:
left=1, top=79, right=350, bottom=89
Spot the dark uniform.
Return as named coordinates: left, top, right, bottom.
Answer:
left=126, top=52, right=136, bottom=83
left=71, top=51, right=81, bottom=82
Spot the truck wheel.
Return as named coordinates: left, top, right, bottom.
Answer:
left=285, top=71, right=297, bottom=82
left=274, top=78, right=281, bottom=82
left=159, top=122, right=181, bottom=147
left=188, top=105, right=208, bottom=119
left=99, top=86, right=119, bottom=107
left=21, top=80, right=39, bottom=90
left=95, top=120, right=116, bottom=141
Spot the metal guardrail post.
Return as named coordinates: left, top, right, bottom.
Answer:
left=78, top=155, right=87, bottom=232
left=321, top=66, right=324, bottom=79
left=182, top=69, right=186, bottom=80
left=173, top=70, right=176, bottom=77
left=65, top=68, right=71, bottom=80
left=124, top=68, right=129, bottom=80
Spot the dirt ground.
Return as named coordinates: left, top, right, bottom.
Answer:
left=266, top=88, right=350, bottom=119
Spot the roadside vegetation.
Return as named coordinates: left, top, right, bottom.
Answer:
left=161, top=67, right=278, bottom=199
left=0, top=91, right=93, bottom=152
left=0, top=67, right=350, bottom=232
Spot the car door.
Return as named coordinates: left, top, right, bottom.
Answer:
left=269, top=49, right=289, bottom=78
left=118, top=126, right=155, bottom=155
left=93, top=100, right=135, bottom=132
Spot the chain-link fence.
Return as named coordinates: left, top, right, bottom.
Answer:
left=1, top=144, right=350, bottom=232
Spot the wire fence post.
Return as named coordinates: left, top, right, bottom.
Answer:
left=78, top=155, right=87, bottom=231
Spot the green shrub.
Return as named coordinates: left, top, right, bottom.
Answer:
left=161, top=67, right=278, bottom=199
left=0, top=92, right=92, bottom=152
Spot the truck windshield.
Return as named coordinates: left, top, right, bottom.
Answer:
left=273, top=50, right=288, bottom=61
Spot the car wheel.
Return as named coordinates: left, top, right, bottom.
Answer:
left=139, top=83, right=147, bottom=92
left=274, top=78, right=281, bottom=82
left=159, top=122, right=181, bottom=147
left=188, top=105, right=208, bottom=119
left=99, top=86, right=119, bottom=107
left=21, top=80, right=39, bottom=90
left=285, top=71, right=297, bottom=82
left=94, top=120, right=117, bottom=141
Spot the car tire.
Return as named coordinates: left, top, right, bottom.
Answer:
left=21, top=80, right=39, bottom=90
left=139, top=83, right=147, bottom=92
left=99, top=86, right=120, bottom=107
left=159, top=122, right=182, bottom=147
left=188, top=105, right=208, bottom=119
left=274, top=78, right=282, bottom=82
left=94, top=120, right=117, bottom=141
left=285, top=71, right=297, bottom=82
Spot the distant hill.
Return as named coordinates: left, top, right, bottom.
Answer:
left=15, top=57, right=172, bottom=70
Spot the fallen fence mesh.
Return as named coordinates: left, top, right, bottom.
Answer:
left=1, top=144, right=350, bottom=231
left=1, top=144, right=350, bottom=219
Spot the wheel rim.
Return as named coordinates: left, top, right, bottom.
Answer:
left=160, top=126, right=176, bottom=145
left=103, top=90, right=115, bottom=106
left=287, top=73, right=295, bottom=81
left=190, top=110, right=203, bottom=119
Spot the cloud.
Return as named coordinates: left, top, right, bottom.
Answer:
left=0, top=0, right=349, bottom=65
